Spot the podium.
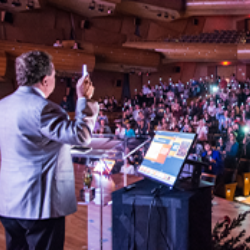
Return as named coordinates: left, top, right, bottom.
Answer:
left=112, top=179, right=212, bottom=250
left=71, top=134, right=151, bottom=250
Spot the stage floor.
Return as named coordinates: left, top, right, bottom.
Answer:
left=1, top=197, right=249, bottom=250
left=0, top=164, right=250, bottom=250
left=87, top=196, right=250, bottom=250
left=235, top=195, right=250, bottom=206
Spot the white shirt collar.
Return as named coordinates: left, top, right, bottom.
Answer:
left=32, top=87, right=46, bottom=98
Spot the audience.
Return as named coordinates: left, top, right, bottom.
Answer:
left=53, top=39, right=63, bottom=47
left=196, top=119, right=208, bottom=141
left=115, top=121, right=125, bottom=139
left=60, top=95, right=69, bottom=111
left=202, top=142, right=223, bottom=175
left=98, top=119, right=111, bottom=134
left=69, top=74, right=250, bottom=180
left=120, top=159, right=135, bottom=175
left=72, top=42, right=79, bottom=50
left=125, top=122, right=135, bottom=138
left=223, top=132, right=239, bottom=169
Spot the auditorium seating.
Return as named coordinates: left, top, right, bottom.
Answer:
left=236, top=158, right=250, bottom=196
left=61, top=40, right=75, bottom=49
left=0, top=52, right=6, bottom=77
left=167, top=30, right=246, bottom=44
left=0, top=40, right=95, bottom=76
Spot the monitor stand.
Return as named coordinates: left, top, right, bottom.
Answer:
left=175, top=159, right=213, bottom=191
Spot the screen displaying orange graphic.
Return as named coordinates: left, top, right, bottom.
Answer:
left=145, top=142, right=172, bottom=164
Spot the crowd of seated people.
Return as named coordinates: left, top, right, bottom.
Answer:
left=88, top=75, right=250, bottom=185
left=94, top=78, right=207, bottom=174
left=98, top=95, right=118, bottom=112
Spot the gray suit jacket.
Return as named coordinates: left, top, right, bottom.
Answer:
left=0, top=86, right=99, bottom=219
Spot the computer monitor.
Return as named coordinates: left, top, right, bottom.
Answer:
left=138, top=131, right=197, bottom=187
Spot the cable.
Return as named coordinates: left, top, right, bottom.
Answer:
left=150, top=186, right=170, bottom=249
left=130, top=186, right=170, bottom=250
left=128, top=198, right=136, bottom=250
left=155, top=195, right=171, bottom=250
left=146, top=197, right=155, bottom=250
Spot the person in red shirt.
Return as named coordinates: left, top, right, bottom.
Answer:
left=219, top=77, right=228, bottom=90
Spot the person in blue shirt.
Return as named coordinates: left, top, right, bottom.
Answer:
left=218, top=110, right=231, bottom=132
left=125, top=122, right=135, bottom=138
left=202, top=142, right=223, bottom=175
left=223, top=132, right=239, bottom=170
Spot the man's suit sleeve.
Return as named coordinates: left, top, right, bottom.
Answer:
left=40, top=98, right=99, bottom=145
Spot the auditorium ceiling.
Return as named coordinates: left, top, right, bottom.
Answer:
left=0, top=0, right=40, bottom=12
left=44, top=0, right=250, bottom=19
left=1, top=0, right=250, bottom=73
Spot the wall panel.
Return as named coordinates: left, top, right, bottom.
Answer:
left=217, top=65, right=236, bottom=79
left=203, top=17, right=235, bottom=33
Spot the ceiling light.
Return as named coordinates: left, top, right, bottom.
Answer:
left=89, top=1, right=95, bottom=10
left=157, top=13, right=162, bottom=17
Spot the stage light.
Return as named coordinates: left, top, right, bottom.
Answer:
left=157, top=13, right=161, bottom=17
left=244, top=126, right=249, bottom=134
left=171, top=15, right=175, bottom=20
left=89, top=1, right=95, bottom=10
left=212, top=86, right=219, bottom=93
left=164, top=13, right=169, bottom=18
left=222, top=61, right=230, bottom=66
left=98, top=4, right=104, bottom=12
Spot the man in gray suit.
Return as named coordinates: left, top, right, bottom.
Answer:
left=0, top=51, right=99, bottom=250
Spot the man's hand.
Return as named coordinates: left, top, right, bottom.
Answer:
left=76, top=75, right=94, bottom=99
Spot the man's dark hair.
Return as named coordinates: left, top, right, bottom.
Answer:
left=16, top=51, right=53, bottom=86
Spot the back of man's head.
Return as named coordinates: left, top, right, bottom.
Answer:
left=16, top=51, right=53, bottom=86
